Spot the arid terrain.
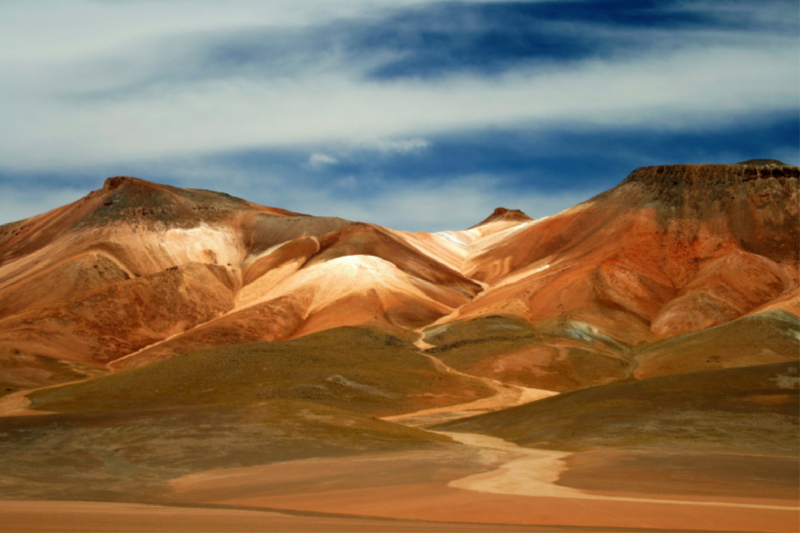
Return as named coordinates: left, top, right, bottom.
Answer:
left=0, top=160, right=798, bottom=532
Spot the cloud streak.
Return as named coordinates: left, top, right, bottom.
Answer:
left=1, top=37, right=795, bottom=170
left=308, top=153, right=339, bottom=168
left=0, top=1, right=796, bottom=230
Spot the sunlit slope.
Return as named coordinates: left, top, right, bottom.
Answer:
left=390, top=208, right=536, bottom=274
left=0, top=263, right=237, bottom=365
left=0, top=163, right=797, bottom=388
left=0, top=176, right=485, bottom=376
left=0, top=177, right=351, bottom=375
left=0, top=176, right=310, bottom=297
left=435, top=163, right=799, bottom=345
left=112, top=252, right=472, bottom=371
left=435, top=361, right=800, bottom=455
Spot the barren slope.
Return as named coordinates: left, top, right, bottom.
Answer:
left=430, top=162, right=799, bottom=351
left=0, top=177, right=352, bottom=381
left=421, top=315, right=631, bottom=392
left=414, top=309, right=799, bottom=392
left=1, top=162, right=797, bottom=392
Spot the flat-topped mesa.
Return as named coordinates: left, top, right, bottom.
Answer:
left=605, top=162, right=799, bottom=213
left=621, top=162, right=799, bottom=188
left=471, top=207, right=533, bottom=228
left=597, top=161, right=799, bottom=262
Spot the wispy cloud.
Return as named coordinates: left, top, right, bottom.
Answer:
left=308, top=153, right=339, bottom=168
left=367, top=138, right=431, bottom=153
left=0, top=1, right=796, bottom=230
left=1, top=39, right=795, bottom=170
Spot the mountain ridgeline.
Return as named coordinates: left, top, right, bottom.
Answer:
left=0, top=161, right=797, bottom=396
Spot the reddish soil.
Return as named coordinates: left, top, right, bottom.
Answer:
left=0, top=500, right=557, bottom=533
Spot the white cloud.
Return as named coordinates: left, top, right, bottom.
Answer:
left=308, top=153, right=338, bottom=168
left=365, top=137, right=431, bottom=154
left=335, top=175, right=358, bottom=189
left=0, top=1, right=796, bottom=230
left=0, top=0, right=556, bottom=68
left=0, top=35, right=795, bottom=171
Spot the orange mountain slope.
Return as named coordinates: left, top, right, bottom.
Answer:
left=0, top=162, right=797, bottom=391
left=432, top=162, right=799, bottom=344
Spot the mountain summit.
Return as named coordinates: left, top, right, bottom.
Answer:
left=471, top=207, right=533, bottom=228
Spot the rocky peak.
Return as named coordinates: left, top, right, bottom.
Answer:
left=103, top=176, right=138, bottom=191
left=471, top=207, right=533, bottom=229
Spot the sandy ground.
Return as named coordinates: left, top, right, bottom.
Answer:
left=167, top=397, right=799, bottom=533
left=3, top=330, right=797, bottom=532
left=0, top=500, right=572, bottom=533
left=441, top=432, right=798, bottom=510
left=559, top=448, right=800, bottom=502
left=169, top=449, right=799, bottom=532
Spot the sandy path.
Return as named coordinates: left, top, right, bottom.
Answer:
left=0, top=389, right=42, bottom=417
left=0, top=380, right=83, bottom=417
left=385, top=333, right=558, bottom=427
left=384, top=338, right=799, bottom=514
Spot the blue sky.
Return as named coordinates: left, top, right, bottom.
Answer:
left=0, top=0, right=797, bottom=231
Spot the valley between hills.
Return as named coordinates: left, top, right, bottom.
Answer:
left=0, top=160, right=798, bottom=532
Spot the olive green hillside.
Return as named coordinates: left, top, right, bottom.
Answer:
left=631, top=309, right=800, bottom=379
left=28, top=327, right=494, bottom=418
left=434, top=360, right=799, bottom=455
left=0, top=399, right=451, bottom=503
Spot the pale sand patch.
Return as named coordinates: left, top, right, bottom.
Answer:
left=0, top=390, right=35, bottom=416
left=0, top=387, right=60, bottom=417
left=438, top=432, right=578, bottom=498
left=413, top=337, right=435, bottom=350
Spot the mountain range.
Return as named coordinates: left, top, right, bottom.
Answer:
left=1, top=159, right=797, bottom=392
left=0, top=159, right=798, bottom=532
